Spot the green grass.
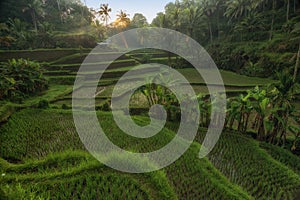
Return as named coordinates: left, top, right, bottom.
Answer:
left=0, top=49, right=91, bottom=62
left=20, top=85, right=73, bottom=106
left=177, top=68, right=275, bottom=86
left=194, top=130, right=300, bottom=200
left=259, top=142, right=300, bottom=175
left=0, top=151, right=177, bottom=199
left=0, top=85, right=73, bottom=121
left=2, top=109, right=300, bottom=199
left=1, top=109, right=255, bottom=199
left=50, top=52, right=130, bottom=65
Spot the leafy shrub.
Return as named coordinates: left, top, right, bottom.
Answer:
left=37, top=100, right=49, bottom=109
left=0, top=59, right=48, bottom=101
left=100, top=101, right=111, bottom=111
left=132, top=53, right=152, bottom=64
left=61, top=104, right=69, bottom=110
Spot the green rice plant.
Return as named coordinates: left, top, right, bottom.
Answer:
left=195, top=130, right=300, bottom=200
left=1, top=109, right=252, bottom=199
left=0, top=151, right=175, bottom=199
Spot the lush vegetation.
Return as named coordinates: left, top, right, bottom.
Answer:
left=1, top=109, right=299, bottom=199
left=0, top=0, right=300, bottom=199
left=0, top=58, right=48, bottom=102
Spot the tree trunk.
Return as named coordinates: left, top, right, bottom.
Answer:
left=56, top=0, right=63, bottom=23
left=258, top=116, right=265, bottom=140
left=208, top=21, right=213, bottom=43
left=269, top=0, right=276, bottom=41
left=269, top=118, right=278, bottom=144
left=293, top=43, right=300, bottom=82
left=229, top=116, right=235, bottom=130
left=243, top=113, right=250, bottom=133
left=287, top=0, right=290, bottom=22
left=31, top=11, right=38, bottom=33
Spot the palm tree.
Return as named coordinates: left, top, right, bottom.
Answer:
left=115, top=10, right=130, bottom=29
left=233, top=12, right=265, bottom=41
left=268, top=70, right=299, bottom=145
left=286, top=0, right=290, bottom=22
left=151, top=12, right=169, bottom=28
left=183, top=4, right=202, bottom=38
left=224, top=0, right=251, bottom=20
left=98, top=4, right=112, bottom=27
left=7, top=18, right=27, bottom=40
left=92, top=19, right=105, bottom=40
left=114, top=10, right=130, bottom=48
left=0, top=23, right=16, bottom=48
left=169, top=1, right=181, bottom=31
left=23, top=0, right=44, bottom=33
left=56, top=0, right=63, bottom=23
left=202, top=0, right=217, bottom=43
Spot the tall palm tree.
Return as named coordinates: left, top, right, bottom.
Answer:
left=114, top=10, right=130, bottom=48
left=98, top=4, right=112, bottom=27
left=151, top=12, right=169, bottom=28
left=184, top=4, right=202, bottom=38
left=233, top=12, right=265, bottom=41
left=286, top=0, right=290, bottom=22
left=269, top=70, right=298, bottom=145
left=169, top=1, right=181, bottom=31
left=0, top=23, right=15, bottom=47
left=224, top=0, right=251, bottom=20
left=115, top=10, right=130, bottom=29
left=202, top=0, right=217, bottom=43
left=7, top=18, right=27, bottom=39
left=23, top=0, right=44, bottom=33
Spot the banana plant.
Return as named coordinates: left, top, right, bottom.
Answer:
left=226, top=92, right=252, bottom=133
left=248, top=86, right=271, bottom=140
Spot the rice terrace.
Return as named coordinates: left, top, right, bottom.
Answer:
left=0, top=0, right=300, bottom=199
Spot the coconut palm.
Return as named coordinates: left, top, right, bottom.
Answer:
left=168, top=1, right=181, bottom=31
left=233, top=12, right=265, bottom=41
left=98, top=4, right=112, bottom=27
left=286, top=0, right=291, bottom=22
left=114, top=10, right=130, bottom=48
left=224, top=0, right=251, bottom=20
left=268, top=70, right=299, bottom=145
left=23, top=0, right=44, bottom=33
left=0, top=23, right=15, bottom=47
left=7, top=18, right=28, bottom=42
left=115, top=10, right=130, bottom=29
left=183, top=5, right=202, bottom=38
left=202, top=0, right=217, bottom=43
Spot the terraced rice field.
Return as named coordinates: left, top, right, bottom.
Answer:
left=1, top=109, right=300, bottom=199
left=0, top=49, right=299, bottom=199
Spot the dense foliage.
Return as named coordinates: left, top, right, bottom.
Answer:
left=0, top=58, right=48, bottom=101
left=0, top=0, right=299, bottom=199
left=151, top=0, right=300, bottom=77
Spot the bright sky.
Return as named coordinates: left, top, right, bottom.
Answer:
left=81, top=0, right=174, bottom=23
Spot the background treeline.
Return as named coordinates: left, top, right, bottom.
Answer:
left=151, top=0, right=300, bottom=78
left=1, top=0, right=300, bottom=78
left=0, top=0, right=97, bottom=49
